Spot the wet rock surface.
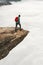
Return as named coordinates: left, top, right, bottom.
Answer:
left=0, top=27, right=29, bottom=60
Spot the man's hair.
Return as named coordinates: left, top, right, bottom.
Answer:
left=18, top=15, right=21, bottom=17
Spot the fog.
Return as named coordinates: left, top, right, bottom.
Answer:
left=0, top=0, right=43, bottom=65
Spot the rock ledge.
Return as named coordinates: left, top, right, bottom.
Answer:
left=0, top=27, right=29, bottom=60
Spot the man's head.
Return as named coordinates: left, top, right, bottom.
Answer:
left=18, top=15, right=21, bottom=17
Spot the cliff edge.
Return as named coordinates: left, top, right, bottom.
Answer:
left=0, top=27, right=29, bottom=60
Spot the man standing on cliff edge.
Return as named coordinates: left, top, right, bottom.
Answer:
left=15, top=15, right=21, bottom=31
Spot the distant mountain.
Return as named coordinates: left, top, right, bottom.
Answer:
left=7, top=0, right=21, bottom=1
left=0, top=0, right=11, bottom=6
left=0, top=0, right=21, bottom=6
left=0, top=0, right=21, bottom=2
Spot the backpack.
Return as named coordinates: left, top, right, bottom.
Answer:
left=15, top=17, right=18, bottom=22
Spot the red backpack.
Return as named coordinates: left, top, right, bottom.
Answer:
left=15, top=17, right=18, bottom=22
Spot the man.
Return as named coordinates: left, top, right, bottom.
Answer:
left=15, top=15, right=21, bottom=31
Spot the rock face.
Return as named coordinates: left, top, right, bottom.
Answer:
left=0, top=27, right=29, bottom=60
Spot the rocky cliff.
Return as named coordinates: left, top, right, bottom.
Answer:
left=0, top=27, right=29, bottom=60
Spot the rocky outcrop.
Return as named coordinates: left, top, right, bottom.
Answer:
left=0, top=27, right=29, bottom=60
